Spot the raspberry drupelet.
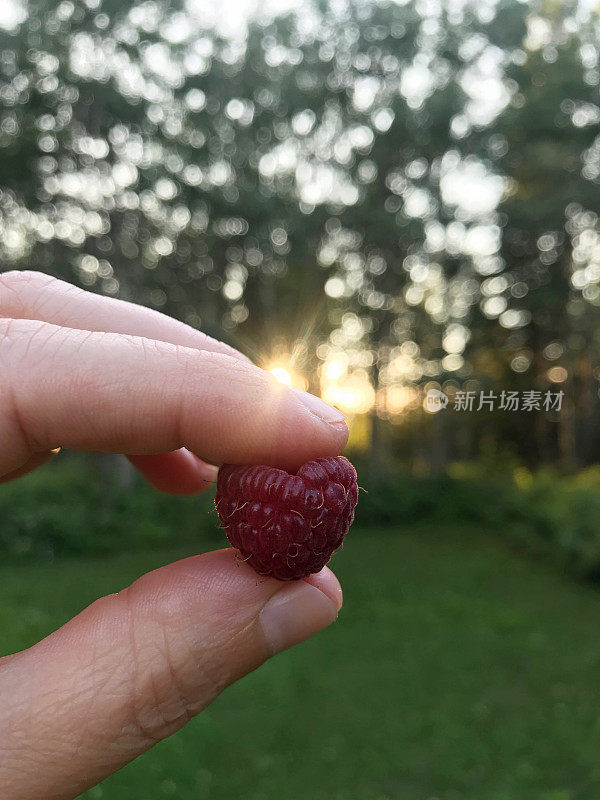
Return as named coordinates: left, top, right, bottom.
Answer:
left=215, top=456, right=359, bottom=581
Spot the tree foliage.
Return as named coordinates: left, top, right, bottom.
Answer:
left=1, top=0, right=599, bottom=468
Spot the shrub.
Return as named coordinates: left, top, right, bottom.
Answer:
left=0, top=455, right=219, bottom=560
left=6, top=453, right=600, bottom=584
left=354, top=461, right=600, bottom=582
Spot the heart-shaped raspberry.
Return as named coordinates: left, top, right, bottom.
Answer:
left=215, top=456, right=358, bottom=581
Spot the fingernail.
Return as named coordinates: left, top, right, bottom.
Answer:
left=291, top=387, right=347, bottom=426
left=259, top=581, right=339, bottom=655
left=197, top=461, right=219, bottom=483
left=305, top=567, right=344, bottom=611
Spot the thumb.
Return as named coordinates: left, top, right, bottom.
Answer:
left=0, top=549, right=342, bottom=800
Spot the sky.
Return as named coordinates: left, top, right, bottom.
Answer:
left=185, top=0, right=298, bottom=36
left=0, top=0, right=26, bottom=31
left=1, top=0, right=597, bottom=34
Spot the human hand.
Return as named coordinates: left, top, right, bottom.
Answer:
left=0, top=271, right=348, bottom=800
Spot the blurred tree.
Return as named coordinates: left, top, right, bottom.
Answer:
left=2, top=0, right=600, bottom=475
left=489, top=2, right=600, bottom=468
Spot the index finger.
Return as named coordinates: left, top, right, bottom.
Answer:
left=0, top=318, right=348, bottom=477
left=0, top=270, right=251, bottom=491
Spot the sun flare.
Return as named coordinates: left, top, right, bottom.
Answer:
left=269, top=366, right=293, bottom=386
left=267, top=362, right=308, bottom=391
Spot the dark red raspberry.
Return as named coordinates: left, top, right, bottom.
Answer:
left=215, top=456, right=358, bottom=581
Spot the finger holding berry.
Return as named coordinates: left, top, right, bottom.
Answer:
left=0, top=271, right=351, bottom=800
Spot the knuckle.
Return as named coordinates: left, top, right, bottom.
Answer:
left=0, top=318, right=50, bottom=452
left=117, top=589, right=196, bottom=746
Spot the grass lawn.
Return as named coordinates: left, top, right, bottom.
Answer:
left=3, top=526, right=600, bottom=800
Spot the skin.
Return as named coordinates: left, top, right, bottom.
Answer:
left=0, top=271, right=348, bottom=800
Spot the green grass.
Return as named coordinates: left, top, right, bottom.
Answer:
left=3, top=527, right=600, bottom=800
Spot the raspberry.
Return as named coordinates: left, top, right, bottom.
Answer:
left=215, top=456, right=359, bottom=581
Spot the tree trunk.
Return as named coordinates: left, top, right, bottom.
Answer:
left=430, top=408, right=448, bottom=475
left=368, top=412, right=394, bottom=488
left=558, top=398, right=576, bottom=473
